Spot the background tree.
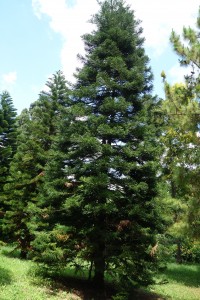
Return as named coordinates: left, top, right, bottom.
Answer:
left=0, top=91, right=17, bottom=188
left=0, top=91, right=17, bottom=228
left=3, top=108, right=40, bottom=256
left=169, top=8, right=200, bottom=239
left=170, top=7, right=200, bottom=95
left=33, top=0, right=161, bottom=295
left=3, top=71, right=70, bottom=257
left=156, top=78, right=200, bottom=262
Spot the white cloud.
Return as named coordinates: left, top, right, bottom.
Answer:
left=32, top=0, right=199, bottom=81
left=2, top=71, right=17, bottom=85
left=168, top=63, right=191, bottom=84
left=129, top=0, right=199, bottom=55
left=32, top=0, right=98, bottom=82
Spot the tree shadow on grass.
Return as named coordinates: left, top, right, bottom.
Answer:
left=51, top=276, right=116, bottom=300
left=0, top=266, right=13, bottom=285
left=164, top=264, right=200, bottom=287
left=28, top=265, right=165, bottom=300
left=46, top=276, right=165, bottom=300
left=1, top=247, right=21, bottom=259
left=129, top=288, right=166, bottom=300
left=29, top=266, right=115, bottom=300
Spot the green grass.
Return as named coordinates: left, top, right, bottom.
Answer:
left=0, top=245, right=80, bottom=300
left=148, top=263, right=200, bottom=300
left=1, top=245, right=200, bottom=300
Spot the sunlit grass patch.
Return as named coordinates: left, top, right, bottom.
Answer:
left=0, top=245, right=80, bottom=300
left=1, top=244, right=199, bottom=300
left=149, top=263, right=200, bottom=300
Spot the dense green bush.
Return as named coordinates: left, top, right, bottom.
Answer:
left=155, top=235, right=200, bottom=265
left=181, top=241, right=200, bottom=263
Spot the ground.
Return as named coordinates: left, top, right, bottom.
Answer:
left=1, top=245, right=199, bottom=299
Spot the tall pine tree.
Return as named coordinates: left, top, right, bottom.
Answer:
left=33, top=0, right=161, bottom=293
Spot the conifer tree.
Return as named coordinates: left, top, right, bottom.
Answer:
left=0, top=91, right=17, bottom=186
left=170, top=7, right=200, bottom=94
left=3, top=71, right=70, bottom=257
left=169, top=7, right=200, bottom=239
left=33, top=1, right=161, bottom=293
left=3, top=109, right=40, bottom=254
left=157, top=80, right=199, bottom=261
left=0, top=91, right=17, bottom=221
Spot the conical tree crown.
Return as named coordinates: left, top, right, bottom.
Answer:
left=76, top=0, right=153, bottom=104
left=0, top=91, right=17, bottom=192
left=2, top=71, right=70, bottom=255
left=32, top=1, right=161, bottom=292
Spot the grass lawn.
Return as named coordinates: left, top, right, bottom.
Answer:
left=0, top=245, right=80, bottom=300
left=1, top=244, right=200, bottom=300
left=148, top=263, right=200, bottom=300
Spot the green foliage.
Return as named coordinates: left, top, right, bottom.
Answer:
left=0, top=91, right=17, bottom=240
left=2, top=108, right=42, bottom=253
left=156, top=79, right=200, bottom=263
left=155, top=26, right=200, bottom=259
left=167, top=9, right=200, bottom=239
left=33, top=0, right=161, bottom=292
left=178, top=240, right=200, bottom=263
left=0, top=91, right=17, bottom=205
left=2, top=71, right=70, bottom=257
left=0, top=91, right=17, bottom=161
left=170, top=7, right=200, bottom=96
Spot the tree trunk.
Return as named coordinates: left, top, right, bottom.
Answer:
left=93, top=252, right=106, bottom=300
left=18, top=234, right=31, bottom=259
left=20, top=249, right=28, bottom=259
left=93, top=253, right=105, bottom=288
left=176, top=240, right=182, bottom=264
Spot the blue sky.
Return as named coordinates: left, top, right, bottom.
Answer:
left=0, top=0, right=199, bottom=113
